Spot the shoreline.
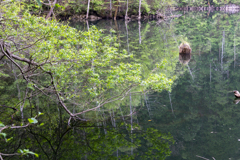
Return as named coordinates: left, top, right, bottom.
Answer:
left=56, top=4, right=240, bottom=21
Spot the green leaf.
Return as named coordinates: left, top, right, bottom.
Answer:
left=0, top=121, right=5, bottom=127
left=28, top=118, right=38, bottom=124
left=38, top=112, right=44, bottom=116
left=0, top=133, right=8, bottom=142
left=0, top=133, right=7, bottom=139
left=18, top=149, right=39, bottom=157
left=27, top=82, right=35, bottom=91
left=40, top=123, right=44, bottom=126
left=7, top=137, right=13, bottom=142
left=35, top=0, right=42, bottom=7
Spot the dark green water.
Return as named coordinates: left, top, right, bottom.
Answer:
left=70, top=11, right=240, bottom=160
left=2, top=11, right=240, bottom=159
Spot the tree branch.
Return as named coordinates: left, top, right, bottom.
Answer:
left=73, top=85, right=134, bottom=116
left=0, top=44, right=29, bottom=82
left=0, top=115, right=37, bottom=133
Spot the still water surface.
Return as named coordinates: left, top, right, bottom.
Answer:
left=71, top=11, right=240, bottom=159
left=2, top=11, right=240, bottom=159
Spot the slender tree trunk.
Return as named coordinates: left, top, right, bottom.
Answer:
left=125, top=20, right=129, bottom=53
left=110, top=0, right=112, bottom=18
left=125, top=0, right=129, bottom=19
left=86, top=20, right=89, bottom=31
left=114, top=20, right=120, bottom=43
left=210, top=63, right=211, bottom=83
left=46, top=0, right=57, bottom=19
left=114, top=0, right=119, bottom=20
left=138, top=0, right=141, bottom=19
left=187, top=64, right=194, bottom=80
left=168, top=91, right=175, bottom=117
left=130, top=92, right=133, bottom=155
left=86, top=0, right=90, bottom=19
left=138, top=20, right=141, bottom=44
left=221, top=31, right=225, bottom=71
left=234, top=33, right=236, bottom=68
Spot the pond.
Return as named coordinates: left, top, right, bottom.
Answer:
left=2, top=11, right=240, bottom=159
left=69, top=11, right=240, bottom=159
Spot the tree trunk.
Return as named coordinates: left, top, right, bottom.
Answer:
left=110, top=0, right=112, bottom=18
left=138, top=21, right=141, bottom=44
left=46, top=0, right=57, bottom=19
left=114, top=0, right=119, bottom=20
left=86, top=0, right=90, bottom=19
left=234, top=33, right=236, bottom=68
left=125, top=21, right=129, bottom=53
left=138, top=0, right=141, bottom=19
left=86, top=20, right=89, bottom=31
left=130, top=92, right=133, bottom=155
left=125, top=0, right=129, bottom=19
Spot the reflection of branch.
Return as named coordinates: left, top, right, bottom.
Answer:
left=55, top=128, right=71, bottom=154
left=196, top=155, right=209, bottom=160
left=30, top=131, right=51, bottom=160
left=73, top=85, right=135, bottom=116
left=0, top=115, right=37, bottom=133
left=0, top=153, right=21, bottom=159
left=169, top=91, right=176, bottom=118
left=28, top=129, right=56, bottom=157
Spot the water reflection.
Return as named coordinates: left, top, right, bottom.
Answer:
left=234, top=98, right=240, bottom=104
left=69, top=10, right=240, bottom=160
left=179, top=53, right=191, bottom=65
left=3, top=10, right=240, bottom=160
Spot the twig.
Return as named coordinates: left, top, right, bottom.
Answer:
left=49, top=72, right=73, bottom=116
left=11, top=36, right=46, bottom=54
left=0, top=115, right=37, bottom=133
left=0, top=153, right=21, bottom=157
left=196, top=155, right=209, bottom=160
left=0, top=44, right=29, bottom=82
left=73, top=86, right=134, bottom=116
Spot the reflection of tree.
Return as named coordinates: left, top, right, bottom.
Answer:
left=135, top=11, right=240, bottom=160
left=0, top=93, right=174, bottom=159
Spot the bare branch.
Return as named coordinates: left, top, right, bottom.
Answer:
left=49, top=72, right=74, bottom=116
left=11, top=36, right=47, bottom=54
left=0, top=44, right=29, bottom=82
left=0, top=54, right=4, bottom=60
left=6, top=49, right=38, bottom=65
left=46, top=0, right=57, bottom=19
left=0, top=115, right=38, bottom=133
left=0, top=153, right=21, bottom=157
left=73, top=86, right=134, bottom=116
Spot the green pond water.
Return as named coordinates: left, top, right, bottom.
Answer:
left=69, top=11, right=240, bottom=159
left=2, top=11, right=240, bottom=159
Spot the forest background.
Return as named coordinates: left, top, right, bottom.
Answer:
left=29, top=0, right=240, bottom=20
